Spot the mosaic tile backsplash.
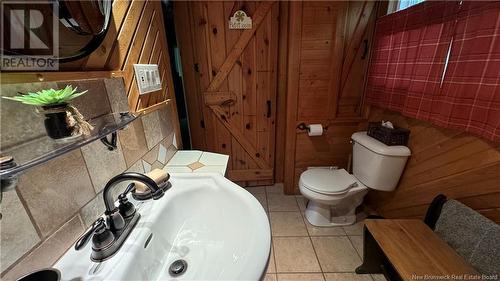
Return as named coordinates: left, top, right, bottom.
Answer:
left=0, top=78, right=178, bottom=280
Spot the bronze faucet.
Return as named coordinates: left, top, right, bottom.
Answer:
left=75, top=172, right=164, bottom=261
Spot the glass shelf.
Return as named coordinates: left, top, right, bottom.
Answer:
left=0, top=112, right=141, bottom=179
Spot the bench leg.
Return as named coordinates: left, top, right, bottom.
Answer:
left=355, top=226, right=385, bottom=274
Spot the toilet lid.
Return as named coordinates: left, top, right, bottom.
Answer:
left=300, top=168, right=358, bottom=195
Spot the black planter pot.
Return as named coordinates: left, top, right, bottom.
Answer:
left=42, top=103, right=74, bottom=139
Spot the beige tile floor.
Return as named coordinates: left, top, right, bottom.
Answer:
left=245, top=184, right=387, bottom=281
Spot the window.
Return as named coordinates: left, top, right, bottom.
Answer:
left=397, top=0, right=425, bottom=11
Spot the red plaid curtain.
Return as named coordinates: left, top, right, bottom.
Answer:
left=365, top=1, right=500, bottom=143
left=436, top=2, right=500, bottom=142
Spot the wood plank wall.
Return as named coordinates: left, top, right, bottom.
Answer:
left=364, top=106, right=500, bottom=224
left=283, top=1, right=378, bottom=194
left=59, top=0, right=176, bottom=115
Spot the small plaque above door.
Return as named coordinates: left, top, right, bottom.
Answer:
left=229, top=10, right=252, bottom=30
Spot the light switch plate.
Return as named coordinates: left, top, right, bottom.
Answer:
left=133, top=64, right=162, bottom=95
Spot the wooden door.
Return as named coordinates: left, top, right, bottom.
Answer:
left=176, top=2, right=279, bottom=186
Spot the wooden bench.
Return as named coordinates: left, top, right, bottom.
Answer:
left=356, top=219, right=480, bottom=281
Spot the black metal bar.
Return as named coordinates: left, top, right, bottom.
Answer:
left=356, top=223, right=404, bottom=281
left=355, top=225, right=385, bottom=274
left=100, top=132, right=117, bottom=151
left=423, top=194, right=447, bottom=229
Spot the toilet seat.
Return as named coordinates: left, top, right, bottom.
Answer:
left=300, top=168, right=359, bottom=195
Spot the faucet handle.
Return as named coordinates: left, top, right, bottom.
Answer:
left=75, top=217, right=105, bottom=250
left=119, top=183, right=135, bottom=199
left=118, top=183, right=136, bottom=219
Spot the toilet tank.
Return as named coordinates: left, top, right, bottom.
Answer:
left=351, top=132, right=411, bottom=191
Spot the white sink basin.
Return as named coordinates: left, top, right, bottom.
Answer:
left=55, top=173, right=271, bottom=280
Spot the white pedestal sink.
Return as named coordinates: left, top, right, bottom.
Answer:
left=55, top=173, right=271, bottom=281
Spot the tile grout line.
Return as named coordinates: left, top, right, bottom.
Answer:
left=14, top=187, right=44, bottom=239
left=273, top=234, right=349, bottom=238
left=50, top=214, right=86, bottom=268
left=267, top=210, right=305, bottom=212
left=297, top=206, right=325, bottom=274
left=322, top=271, right=361, bottom=273
left=264, top=185, right=278, bottom=276
left=297, top=198, right=315, bottom=237
left=308, top=234, right=325, bottom=273
left=78, top=147, right=100, bottom=195
left=274, top=271, right=327, bottom=274
left=273, top=270, right=361, bottom=274
left=347, top=235, right=363, bottom=260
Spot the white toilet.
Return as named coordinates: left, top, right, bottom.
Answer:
left=299, top=131, right=411, bottom=226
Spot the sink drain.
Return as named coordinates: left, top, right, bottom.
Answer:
left=169, top=259, right=188, bottom=277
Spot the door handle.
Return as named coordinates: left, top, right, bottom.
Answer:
left=266, top=100, right=271, bottom=118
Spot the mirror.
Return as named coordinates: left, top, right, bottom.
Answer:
left=1, top=0, right=112, bottom=63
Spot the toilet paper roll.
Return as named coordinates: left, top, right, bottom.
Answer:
left=308, top=124, right=323, bottom=136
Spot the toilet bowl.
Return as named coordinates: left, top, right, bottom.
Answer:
left=299, top=168, right=368, bottom=226
left=299, top=131, right=411, bottom=227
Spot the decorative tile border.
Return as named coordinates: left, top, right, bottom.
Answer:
left=163, top=150, right=229, bottom=175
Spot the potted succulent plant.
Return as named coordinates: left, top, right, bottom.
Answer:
left=3, top=85, right=93, bottom=140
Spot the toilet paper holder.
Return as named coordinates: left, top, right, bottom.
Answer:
left=297, top=122, right=328, bottom=132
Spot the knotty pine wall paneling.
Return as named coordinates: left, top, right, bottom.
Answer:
left=364, top=106, right=500, bottom=224
left=61, top=0, right=181, bottom=147
left=46, top=0, right=180, bottom=143
left=284, top=1, right=378, bottom=194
